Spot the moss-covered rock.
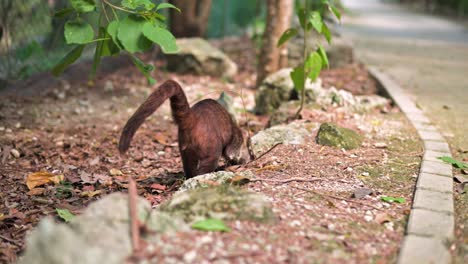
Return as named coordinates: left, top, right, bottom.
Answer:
left=316, top=123, right=363, bottom=150
left=161, top=186, right=275, bottom=224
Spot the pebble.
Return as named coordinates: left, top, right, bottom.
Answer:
left=157, top=151, right=166, bottom=156
left=6, top=128, right=12, bottom=133
left=361, top=172, right=370, bottom=177
left=10, top=149, right=20, bottom=158
left=0, top=126, right=4, bottom=131
left=183, top=250, right=197, bottom=263
left=104, top=80, right=114, bottom=92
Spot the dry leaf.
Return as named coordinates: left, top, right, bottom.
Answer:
left=227, top=175, right=251, bottom=185
left=26, top=171, right=64, bottom=190
left=27, top=188, right=46, bottom=196
left=150, top=183, right=166, bottom=191
left=153, top=132, right=169, bottom=145
left=375, top=213, right=392, bottom=224
left=80, top=190, right=102, bottom=198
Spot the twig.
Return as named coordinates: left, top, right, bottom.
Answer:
left=0, top=234, right=20, bottom=247
left=250, top=177, right=323, bottom=185
left=128, top=178, right=141, bottom=253
left=293, top=186, right=382, bottom=210
left=246, top=143, right=282, bottom=165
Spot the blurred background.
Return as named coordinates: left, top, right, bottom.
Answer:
left=1, top=0, right=467, bottom=87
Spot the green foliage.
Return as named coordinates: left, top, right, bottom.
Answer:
left=277, top=0, right=341, bottom=117
left=438, top=156, right=468, bottom=169
left=56, top=208, right=75, bottom=222
left=64, top=19, right=95, bottom=44
left=380, top=196, right=406, bottom=204
left=191, top=218, right=231, bottom=232
left=52, top=0, right=180, bottom=84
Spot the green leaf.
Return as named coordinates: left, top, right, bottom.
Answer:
left=322, top=23, right=332, bottom=44
left=52, top=45, right=85, bottom=76
left=117, top=15, right=152, bottom=53
left=329, top=5, right=342, bottom=21
left=191, top=218, right=231, bottom=232
left=317, top=45, right=329, bottom=68
left=121, top=0, right=155, bottom=11
left=70, top=0, right=96, bottom=13
left=438, top=156, right=468, bottom=169
left=142, top=22, right=179, bottom=54
left=131, top=55, right=155, bottom=85
left=277, top=28, right=298, bottom=47
left=106, top=20, right=123, bottom=49
left=304, top=52, right=322, bottom=81
left=290, top=65, right=305, bottom=92
left=91, top=26, right=105, bottom=79
left=15, top=41, right=44, bottom=62
left=56, top=208, right=75, bottom=222
left=381, top=196, right=406, bottom=204
left=296, top=8, right=309, bottom=30
left=53, top=7, right=74, bottom=18
left=64, top=19, right=94, bottom=44
left=156, top=3, right=180, bottom=12
left=310, top=11, right=323, bottom=33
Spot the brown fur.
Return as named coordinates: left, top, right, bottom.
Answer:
left=119, top=80, right=248, bottom=178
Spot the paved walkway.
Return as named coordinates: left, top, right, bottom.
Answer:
left=340, top=0, right=468, bottom=152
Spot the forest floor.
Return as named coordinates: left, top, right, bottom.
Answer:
left=0, top=37, right=422, bottom=263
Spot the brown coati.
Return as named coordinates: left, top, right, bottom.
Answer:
left=119, top=80, right=249, bottom=178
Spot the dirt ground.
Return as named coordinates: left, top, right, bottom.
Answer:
left=0, top=37, right=422, bottom=263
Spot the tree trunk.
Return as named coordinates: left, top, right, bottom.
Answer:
left=169, top=0, right=212, bottom=38
left=256, top=0, right=293, bottom=87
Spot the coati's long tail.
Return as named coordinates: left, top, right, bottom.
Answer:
left=119, top=80, right=190, bottom=154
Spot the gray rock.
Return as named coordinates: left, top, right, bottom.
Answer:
left=251, top=122, right=316, bottom=156
left=177, top=170, right=255, bottom=193
left=166, top=38, right=237, bottom=78
left=19, top=193, right=188, bottom=264
left=161, top=186, right=275, bottom=224
left=316, top=123, right=363, bottom=150
left=254, top=68, right=321, bottom=114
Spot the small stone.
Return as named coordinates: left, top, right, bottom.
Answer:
left=183, top=250, right=197, bottom=263
left=0, top=126, right=4, bottom=131
left=157, top=151, right=166, bottom=156
left=6, top=128, right=12, bottom=133
left=104, top=80, right=114, bottom=92
left=15, top=122, right=21, bottom=128
left=352, top=187, right=373, bottom=199
left=361, top=172, right=370, bottom=177
left=55, top=141, right=64, bottom=147
left=374, top=142, right=387, bottom=148
left=10, top=149, right=20, bottom=158
left=316, top=123, right=363, bottom=150
left=109, top=168, right=123, bottom=176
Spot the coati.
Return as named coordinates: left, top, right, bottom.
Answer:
left=119, top=80, right=249, bottom=178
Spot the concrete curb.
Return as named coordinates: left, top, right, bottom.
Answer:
left=368, top=67, right=454, bottom=264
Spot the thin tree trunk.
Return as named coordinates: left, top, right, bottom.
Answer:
left=256, top=0, right=293, bottom=87
left=169, top=0, right=212, bottom=38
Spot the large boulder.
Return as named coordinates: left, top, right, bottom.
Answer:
left=161, top=186, right=275, bottom=224
left=250, top=122, right=316, bottom=156
left=316, top=123, right=363, bottom=150
left=166, top=38, right=237, bottom=78
left=19, top=193, right=188, bottom=264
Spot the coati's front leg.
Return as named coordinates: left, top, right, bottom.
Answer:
left=181, top=148, right=220, bottom=178
left=223, top=127, right=248, bottom=166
